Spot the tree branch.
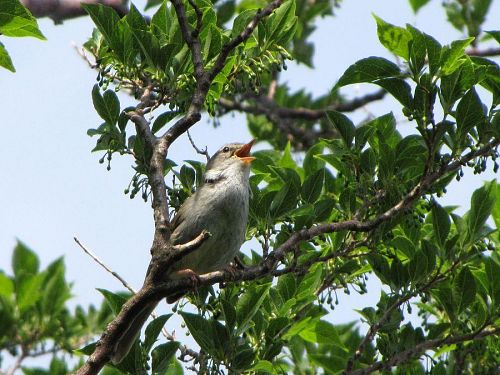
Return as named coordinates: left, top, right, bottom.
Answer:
left=349, top=325, right=500, bottom=375
left=74, top=237, right=137, bottom=293
left=344, top=258, right=463, bottom=373
left=161, top=0, right=286, bottom=148
left=467, top=46, right=500, bottom=57
left=170, top=0, right=205, bottom=79
left=218, top=89, right=386, bottom=150
left=21, top=0, right=128, bottom=23
left=187, top=130, right=210, bottom=161
left=208, top=0, right=284, bottom=81
left=218, top=89, right=387, bottom=118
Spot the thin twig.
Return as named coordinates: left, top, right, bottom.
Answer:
left=187, top=130, right=210, bottom=161
left=5, top=347, right=27, bottom=375
left=74, top=237, right=137, bottom=294
left=74, top=236, right=172, bottom=341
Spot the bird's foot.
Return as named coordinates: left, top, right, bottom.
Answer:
left=173, top=268, right=201, bottom=285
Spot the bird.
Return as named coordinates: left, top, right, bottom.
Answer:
left=111, top=140, right=255, bottom=363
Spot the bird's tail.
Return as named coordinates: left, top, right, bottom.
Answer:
left=111, top=301, right=158, bottom=364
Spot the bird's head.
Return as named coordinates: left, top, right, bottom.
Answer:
left=205, top=140, right=255, bottom=180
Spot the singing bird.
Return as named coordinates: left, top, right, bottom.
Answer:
left=111, top=140, right=255, bottom=363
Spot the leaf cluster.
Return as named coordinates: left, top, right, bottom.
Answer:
left=0, top=242, right=113, bottom=374
left=0, top=0, right=45, bottom=72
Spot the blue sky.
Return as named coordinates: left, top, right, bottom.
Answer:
left=0, top=0, right=498, bottom=369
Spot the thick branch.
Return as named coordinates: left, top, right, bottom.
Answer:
left=218, top=90, right=386, bottom=150
left=21, top=0, right=128, bottom=23
left=147, top=230, right=211, bottom=282
left=219, top=90, right=386, bottom=119
left=350, top=326, right=499, bottom=375
left=467, top=47, right=500, bottom=57
left=127, top=91, right=171, bottom=247
left=170, top=0, right=205, bottom=79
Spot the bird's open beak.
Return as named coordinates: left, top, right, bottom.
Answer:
left=235, top=139, right=256, bottom=165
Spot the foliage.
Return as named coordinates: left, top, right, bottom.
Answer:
left=1, top=0, right=499, bottom=374
left=0, top=242, right=112, bottom=373
left=0, top=0, right=45, bottom=72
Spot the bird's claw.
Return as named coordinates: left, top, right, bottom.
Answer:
left=173, top=268, right=201, bottom=286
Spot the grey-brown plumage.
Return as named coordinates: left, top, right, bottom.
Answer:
left=111, top=140, right=255, bottom=364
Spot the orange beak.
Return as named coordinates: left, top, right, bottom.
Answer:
left=235, top=139, right=256, bottom=165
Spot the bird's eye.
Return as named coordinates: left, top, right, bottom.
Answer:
left=222, top=146, right=230, bottom=153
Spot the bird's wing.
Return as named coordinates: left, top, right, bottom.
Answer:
left=170, top=193, right=204, bottom=245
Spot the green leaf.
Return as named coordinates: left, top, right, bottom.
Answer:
left=466, top=181, right=496, bottom=244
left=42, top=260, right=70, bottom=315
left=313, top=198, right=335, bottom=221
left=144, top=314, right=172, bottom=352
left=220, top=297, right=237, bottom=331
left=374, top=15, right=411, bottom=59
left=231, top=9, right=257, bottom=37
left=299, top=320, right=347, bottom=351
left=493, top=181, right=500, bottom=231
left=452, top=266, right=476, bottom=314
left=82, top=4, right=122, bottom=55
left=432, top=284, right=456, bottom=322
left=440, top=38, right=474, bottom=75
left=126, top=3, right=148, bottom=30
left=151, top=342, right=180, bottom=375
left=409, top=0, right=431, bottom=13
left=270, top=181, right=299, bottom=217
left=278, top=142, right=297, bottom=170
left=16, top=273, right=43, bottom=312
left=484, top=257, right=500, bottom=306
left=248, top=360, right=274, bottom=372
left=326, top=111, right=355, bottom=147
left=432, top=204, right=451, bottom=247
left=335, top=57, right=401, bottom=88
left=296, top=264, right=322, bottom=300
left=0, top=272, right=14, bottom=297
left=409, top=249, right=428, bottom=283
left=97, top=289, right=129, bottom=315
left=236, top=283, right=271, bottom=335
left=152, top=111, right=178, bottom=134
left=75, top=341, right=97, bottom=356
left=267, top=0, right=297, bottom=45
left=232, top=343, right=255, bottom=370
left=423, top=32, right=442, bottom=77
left=92, top=85, right=120, bottom=126
left=12, top=241, right=39, bottom=278
left=376, top=77, right=413, bottom=108
left=485, top=30, right=500, bottom=44
left=103, top=91, right=120, bottom=125
left=179, top=312, right=211, bottom=352
left=301, top=168, right=325, bottom=204
left=309, top=353, right=347, bottom=373
left=0, top=0, right=45, bottom=39
left=0, top=42, right=15, bottom=72
left=303, top=142, right=325, bottom=174
left=179, top=165, right=196, bottom=191
left=455, top=88, right=487, bottom=142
